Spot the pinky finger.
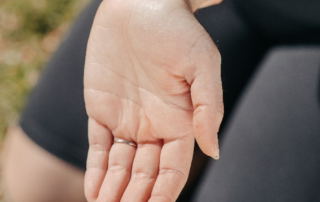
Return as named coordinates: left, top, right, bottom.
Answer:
left=85, top=118, right=113, bottom=202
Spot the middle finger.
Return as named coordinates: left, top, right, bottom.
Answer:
left=121, top=141, right=162, bottom=201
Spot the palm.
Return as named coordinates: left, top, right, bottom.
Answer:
left=84, top=0, right=223, bottom=201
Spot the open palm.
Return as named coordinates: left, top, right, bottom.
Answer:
left=84, top=0, right=223, bottom=201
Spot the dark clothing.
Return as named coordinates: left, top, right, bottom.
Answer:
left=20, top=0, right=101, bottom=169
left=193, top=47, right=320, bottom=202
left=234, top=0, right=320, bottom=43
left=20, top=0, right=320, bottom=201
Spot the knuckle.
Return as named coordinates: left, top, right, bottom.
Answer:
left=97, top=198, right=117, bottom=202
left=131, top=171, right=156, bottom=181
left=194, top=118, right=206, bottom=136
left=159, top=168, right=187, bottom=180
left=90, top=144, right=107, bottom=152
left=193, top=103, right=224, bottom=135
left=87, top=144, right=108, bottom=165
left=108, top=164, right=129, bottom=174
left=193, top=104, right=206, bottom=117
left=150, top=195, right=174, bottom=202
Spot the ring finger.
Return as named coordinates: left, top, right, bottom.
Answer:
left=97, top=138, right=136, bottom=201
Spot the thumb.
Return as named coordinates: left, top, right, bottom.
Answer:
left=185, top=34, right=223, bottom=159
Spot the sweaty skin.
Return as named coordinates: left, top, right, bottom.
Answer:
left=84, top=0, right=223, bottom=201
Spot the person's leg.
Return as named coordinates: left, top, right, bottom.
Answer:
left=2, top=126, right=86, bottom=202
left=193, top=46, right=320, bottom=202
left=2, top=0, right=103, bottom=201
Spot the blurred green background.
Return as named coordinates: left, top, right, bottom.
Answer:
left=0, top=1, right=88, bottom=199
left=0, top=0, right=89, bottom=141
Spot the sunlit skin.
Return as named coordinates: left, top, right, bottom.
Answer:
left=84, top=0, right=223, bottom=201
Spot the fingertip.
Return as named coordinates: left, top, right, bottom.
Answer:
left=84, top=171, right=99, bottom=202
left=192, top=104, right=222, bottom=160
left=198, top=141, right=220, bottom=160
left=195, top=131, right=220, bottom=160
left=200, top=147, right=220, bottom=160
left=211, top=140, right=220, bottom=160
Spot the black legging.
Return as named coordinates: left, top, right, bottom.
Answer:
left=194, top=47, right=320, bottom=201
left=20, top=0, right=320, bottom=201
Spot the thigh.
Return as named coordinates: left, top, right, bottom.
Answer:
left=193, top=46, right=320, bottom=202
left=2, top=126, right=86, bottom=202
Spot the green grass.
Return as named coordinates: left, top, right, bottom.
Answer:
left=0, top=0, right=89, bottom=141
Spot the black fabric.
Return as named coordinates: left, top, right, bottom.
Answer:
left=193, top=47, right=320, bottom=202
left=195, top=1, right=271, bottom=131
left=19, top=0, right=320, bottom=200
left=233, top=0, right=320, bottom=43
left=20, top=0, right=103, bottom=169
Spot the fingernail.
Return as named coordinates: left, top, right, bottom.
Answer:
left=212, top=141, right=220, bottom=160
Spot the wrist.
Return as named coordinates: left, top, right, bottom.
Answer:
left=186, top=0, right=223, bottom=12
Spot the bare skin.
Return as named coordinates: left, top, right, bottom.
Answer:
left=2, top=126, right=209, bottom=202
left=2, top=126, right=87, bottom=202
left=84, top=0, right=224, bottom=201
left=2, top=0, right=222, bottom=201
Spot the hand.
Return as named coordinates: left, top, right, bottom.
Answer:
left=84, top=0, right=223, bottom=201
